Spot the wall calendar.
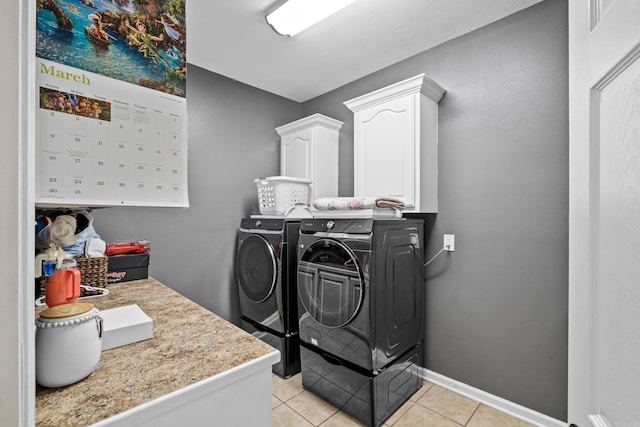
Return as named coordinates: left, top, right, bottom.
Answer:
left=35, top=0, right=188, bottom=208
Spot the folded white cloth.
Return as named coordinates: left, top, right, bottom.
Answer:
left=312, top=197, right=404, bottom=211
left=85, top=238, right=106, bottom=258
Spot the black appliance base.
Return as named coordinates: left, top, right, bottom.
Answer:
left=240, top=317, right=301, bottom=378
left=300, top=342, right=422, bottom=427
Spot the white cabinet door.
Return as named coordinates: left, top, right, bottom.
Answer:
left=354, top=95, right=417, bottom=207
left=280, top=128, right=312, bottom=181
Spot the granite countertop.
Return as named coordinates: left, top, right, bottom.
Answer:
left=35, top=277, right=276, bottom=426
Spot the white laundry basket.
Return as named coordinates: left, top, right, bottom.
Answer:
left=255, top=176, right=311, bottom=215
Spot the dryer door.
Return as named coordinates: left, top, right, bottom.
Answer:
left=297, top=239, right=364, bottom=328
left=236, top=234, right=277, bottom=303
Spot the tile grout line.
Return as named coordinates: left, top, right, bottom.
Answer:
left=285, top=401, right=315, bottom=426
left=284, top=399, right=338, bottom=427
left=411, top=384, right=480, bottom=426
left=464, top=402, right=482, bottom=426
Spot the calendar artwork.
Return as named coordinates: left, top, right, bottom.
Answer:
left=35, top=0, right=188, bottom=207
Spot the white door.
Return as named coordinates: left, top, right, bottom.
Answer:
left=569, top=1, right=640, bottom=426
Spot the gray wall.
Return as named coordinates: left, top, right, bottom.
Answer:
left=302, top=0, right=568, bottom=420
left=94, top=0, right=568, bottom=421
left=92, top=66, right=300, bottom=321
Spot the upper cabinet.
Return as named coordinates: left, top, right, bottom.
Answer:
left=276, top=113, right=343, bottom=202
left=344, top=74, right=445, bottom=213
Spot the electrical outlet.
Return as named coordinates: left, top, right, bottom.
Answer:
left=444, top=234, right=455, bottom=251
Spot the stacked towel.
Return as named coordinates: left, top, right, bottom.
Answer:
left=313, top=197, right=405, bottom=211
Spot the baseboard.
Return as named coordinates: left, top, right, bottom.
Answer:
left=418, top=368, right=567, bottom=427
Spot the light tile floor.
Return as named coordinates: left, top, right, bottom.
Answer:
left=271, top=374, right=535, bottom=427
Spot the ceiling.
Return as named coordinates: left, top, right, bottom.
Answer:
left=186, top=0, right=542, bottom=103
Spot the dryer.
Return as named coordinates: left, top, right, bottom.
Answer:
left=296, top=217, right=424, bottom=426
left=236, top=217, right=300, bottom=377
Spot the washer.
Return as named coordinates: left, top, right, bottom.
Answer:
left=296, top=217, right=424, bottom=426
left=236, top=217, right=300, bottom=377
left=296, top=217, right=424, bottom=371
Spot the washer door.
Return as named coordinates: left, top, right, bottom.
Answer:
left=236, top=234, right=277, bottom=303
left=297, top=238, right=364, bottom=328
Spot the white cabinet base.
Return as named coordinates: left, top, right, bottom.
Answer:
left=92, top=352, right=279, bottom=427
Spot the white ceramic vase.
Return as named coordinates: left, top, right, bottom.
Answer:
left=35, top=303, right=103, bottom=388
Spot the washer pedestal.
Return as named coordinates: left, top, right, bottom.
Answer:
left=300, top=342, right=423, bottom=427
left=241, top=317, right=300, bottom=378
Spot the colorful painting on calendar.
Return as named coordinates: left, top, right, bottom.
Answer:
left=39, top=87, right=112, bottom=121
left=36, top=0, right=186, bottom=98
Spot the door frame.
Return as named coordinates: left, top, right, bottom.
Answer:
left=6, top=0, right=37, bottom=425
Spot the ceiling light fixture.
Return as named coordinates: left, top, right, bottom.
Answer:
left=266, top=0, right=358, bottom=37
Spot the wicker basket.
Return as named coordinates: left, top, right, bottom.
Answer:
left=76, top=256, right=108, bottom=288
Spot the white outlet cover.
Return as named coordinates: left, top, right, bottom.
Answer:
left=444, top=234, right=455, bottom=251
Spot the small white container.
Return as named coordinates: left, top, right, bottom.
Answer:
left=35, top=302, right=103, bottom=388
left=255, top=176, right=311, bottom=215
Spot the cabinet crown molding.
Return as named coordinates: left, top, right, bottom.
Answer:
left=344, top=73, right=445, bottom=112
left=275, top=113, right=343, bottom=137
